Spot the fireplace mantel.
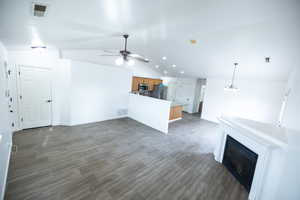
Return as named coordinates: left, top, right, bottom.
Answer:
left=214, top=116, right=300, bottom=200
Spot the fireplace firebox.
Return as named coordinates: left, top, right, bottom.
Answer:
left=222, top=135, right=258, bottom=192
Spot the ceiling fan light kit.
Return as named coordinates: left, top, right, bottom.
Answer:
left=127, top=59, right=135, bottom=66
left=101, top=34, right=149, bottom=66
left=115, top=57, right=124, bottom=66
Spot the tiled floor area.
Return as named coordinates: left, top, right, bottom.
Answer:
left=5, top=113, right=248, bottom=200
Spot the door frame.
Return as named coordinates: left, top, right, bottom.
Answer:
left=16, top=65, right=53, bottom=130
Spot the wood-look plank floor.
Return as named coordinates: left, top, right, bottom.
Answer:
left=5, top=113, right=248, bottom=200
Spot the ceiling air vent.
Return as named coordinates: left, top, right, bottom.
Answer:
left=32, top=3, right=48, bottom=17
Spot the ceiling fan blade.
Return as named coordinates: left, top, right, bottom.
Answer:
left=102, top=49, right=120, bottom=54
left=128, top=54, right=150, bottom=63
left=98, top=54, right=120, bottom=57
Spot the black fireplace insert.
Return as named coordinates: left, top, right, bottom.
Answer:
left=222, top=135, right=258, bottom=192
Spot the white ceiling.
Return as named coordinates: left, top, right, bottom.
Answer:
left=1, top=0, right=300, bottom=80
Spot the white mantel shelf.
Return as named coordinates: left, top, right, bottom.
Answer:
left=219, top=116, right=300, bottom=148
left=214, top=116, right=300, bottom=200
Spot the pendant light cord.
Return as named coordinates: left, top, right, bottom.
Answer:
left=232, top=63, right=238, bottom=86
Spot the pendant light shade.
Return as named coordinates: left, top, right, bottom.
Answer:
left=224, top=63, right=239, bottom=92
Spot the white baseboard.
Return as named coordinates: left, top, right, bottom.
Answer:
left=69, top=115, right=128, bottom=126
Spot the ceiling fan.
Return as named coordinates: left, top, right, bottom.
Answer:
left=99, top=34, right=149, bottom=66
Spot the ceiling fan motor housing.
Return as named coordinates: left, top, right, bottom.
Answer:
left=120, top=50, right=131, bottom=60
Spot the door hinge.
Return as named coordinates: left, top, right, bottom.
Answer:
left=20, top=95, right=22, bottom=100
left=21, top=117, right=23, bottom=122
left=5, top=90, right=10, bottom=97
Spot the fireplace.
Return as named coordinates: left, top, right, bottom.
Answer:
left=222, top=135, right=258, bottom=192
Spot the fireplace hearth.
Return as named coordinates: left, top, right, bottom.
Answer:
left=222, top=135, right=258, bottom=192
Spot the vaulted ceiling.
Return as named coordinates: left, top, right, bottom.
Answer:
left=1, top=0, right=300, bottom=80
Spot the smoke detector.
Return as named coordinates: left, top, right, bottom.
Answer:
left=32, top=3, right=48, bottom=17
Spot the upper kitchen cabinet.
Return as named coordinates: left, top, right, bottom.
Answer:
left=131, top=77, right=162, bottom=91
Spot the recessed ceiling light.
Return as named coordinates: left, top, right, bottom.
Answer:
left=162, top=56, right=167, bottom=60
left=180, top=70, right=184, bottom=74
left=163, top=70, right=168, bottom=74
left=172, top=64, right=176, bottom=68
left=155, top=65, right=159, bottom=68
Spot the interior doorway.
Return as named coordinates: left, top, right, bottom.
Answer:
left=192, top=79, right=206, bottom=118
left=197, top=85, right=206, bottom=118
left=17, top=66, right=52, bottom=129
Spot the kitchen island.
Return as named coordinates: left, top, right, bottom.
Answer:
left=128, top=93, right=171, bottom=133
left=128, top=93, right=186, bottom=133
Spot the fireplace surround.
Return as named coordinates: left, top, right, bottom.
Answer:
left=223, top=135, right=258, bottom=192
left=214, top=116, right=300, bottom=200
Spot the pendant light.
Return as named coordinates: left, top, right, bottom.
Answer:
left=224, top=63, right=239, bottom=91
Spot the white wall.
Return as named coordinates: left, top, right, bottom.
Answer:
left=0, top=42, right=9, bottom=132
left=62, top=49, right=163, bottom=79
left=52, top=59, right=71, bottom=125
left=128, top=93, right=171, bottom=133
left=282, top=67, right=300, bottom=130
left=202, top=78, right=286, bottom=124
left=129, top=64, right=162, bottom=79
left=163, top=77, right=198, bottom=113
left=0, top=41, right=12, bottom=200
left=6, top=49, right=164, bottom=127
left=69, top=61, right=131, bottom=125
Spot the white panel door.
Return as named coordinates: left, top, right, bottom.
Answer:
left=18, top=66, right=52, bottom=129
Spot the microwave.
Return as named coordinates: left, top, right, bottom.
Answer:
left=138, top=83, right=149, bottom=91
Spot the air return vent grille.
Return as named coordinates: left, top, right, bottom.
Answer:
left=32, top=3, right=48, bottom=17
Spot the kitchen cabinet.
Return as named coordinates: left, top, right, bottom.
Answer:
left=147, top=79, right=155, bottom=91
left=131, top=77, right=162, bottom=91
left=169, top=105, right=183, bottom=120
left=154, top=79, right=163, bottom=86
left=132, top=77, right=138, bottom=91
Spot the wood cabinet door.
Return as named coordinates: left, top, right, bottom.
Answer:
left=154, top=79, right=163, bottom=86
left=169, top=106, right=183, bottom=120
left=143, top=78, right=149, bottom=86
left=132, top=77, right=163, bottom=91
left=148, top=79, right=155, bottom=91
left=132, top=77, right=140, bottom=91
